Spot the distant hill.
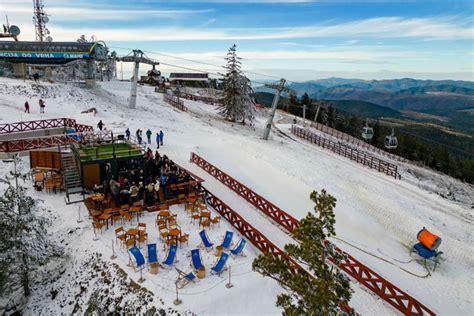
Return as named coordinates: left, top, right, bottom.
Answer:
left=289, top=77, right=474, bottom=94
left=326, top=100, right=402, bottom=119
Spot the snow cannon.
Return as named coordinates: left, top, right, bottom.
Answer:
left=417, top=227, right=441, bottom=251
left=411, top=227, right=443, bottom=271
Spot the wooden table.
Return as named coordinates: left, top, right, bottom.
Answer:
left=91, top=210, right=102, bottom=218
left=125, top=228, right=140, bottom=240
left=168, top=228, right=181, bottom=245
left=157, top=210, right=170, bottom=219
left=199, top=211, right=211, bottom=224
left=129, top=206, right=141, bottom=220
left=98, top=213, right=112, bottom=229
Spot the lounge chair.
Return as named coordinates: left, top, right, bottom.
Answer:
left=128, top=246, right=145, bottom=273
left=230, top=238, right=247, bottom=257
left=161, top=244, right=178, bottom=269
left=190, top=249, right=204, bottom=271
left=220, top=231, right=233, bottom=249
left=175, top=268, right=196, bottom=289
left=211, top=252, right=229, bottom=275
left=198, top=229, right=214, bottom=251
left=147, top=243, right=158, bottom=269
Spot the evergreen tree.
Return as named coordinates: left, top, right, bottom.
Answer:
left=0, top=180, right=61, bottom=306
left=218, top=44, right=256, bottom=124
left=253, top=189, right=352, bottom=315
left=301, top=93, right=311, bottom=108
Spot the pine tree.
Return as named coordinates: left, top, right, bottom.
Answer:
left=253, top=189, right=352, bottom=315
left=219, top=44, right=256, bottom=124
left=0, top=180, right=61, bottom=306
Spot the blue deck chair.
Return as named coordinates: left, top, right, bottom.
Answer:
left=129, top=246, right=145, bottom=272
left=220, top=231, right=233, bottom=249
left=199, top=229, right=214, bottom=251
left=191, top=249, right=204, bottom=271
left=211, top=252, right=229, bottom=275
left=175, top=268, right=197, bottom=289
left=230, top=238, right=247, bottom=257
left=162, top=244, right=178, bottom=269
left=147, top=243, right=158, bottom=268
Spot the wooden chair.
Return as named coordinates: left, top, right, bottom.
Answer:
left=165, top=238, right=177, bottom=248
left=121, top=204, right=129, bottom=211
left=168, top=218, right=178, bottom=229
left=115, top=227, right=126, bottom=245
left=120, top=210, right=133, bottom=222
left=125, top=237, right=136, bottom=248
left=93, top=221, right=105, bottom=234
left=138, top=231, right=148, bottom=248
left=211, top=216, right=221, bottom=227
left=178, top=233, right=189, bottom=248
left=200, top=219, right=211, bottom=229
left=137, top=222, right=146, bottom=231
left=184, top=203, right=194, bottom=214
left=191, top=213, right=200, bottom=224
left=113, top=212, right=122, bottom=226
left=159, top=225, right=169, bottom=240
left=156, top=218, right=166, bottom=227
left=178, top=194, right=186, bottom=204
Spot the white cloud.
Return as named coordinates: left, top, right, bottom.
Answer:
left=17, top=16, right=470, bottom=42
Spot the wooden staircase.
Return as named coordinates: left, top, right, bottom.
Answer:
left=61, top=152, right=84, bottom=204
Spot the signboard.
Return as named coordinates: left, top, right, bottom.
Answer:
left=0, top=51, right=90, bottom=59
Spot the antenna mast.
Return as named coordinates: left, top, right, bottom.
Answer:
left=33, top=0, right=51, bottom=42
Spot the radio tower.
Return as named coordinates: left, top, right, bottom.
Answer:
left=33, top=0, right=51, bottom=42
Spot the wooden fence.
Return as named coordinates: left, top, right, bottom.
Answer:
left=291, top=125, right=401, bottom=179
left=307, top=121, right=405, bottom=162
left=180, top=93, right=220, bottom=105
left=30, top=150, right=62, bottom=169
left=164, top=94, right=188, bottom=112
left=190, top=152, right=435, bottom=316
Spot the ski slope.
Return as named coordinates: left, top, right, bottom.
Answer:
left=0, top=78, right=472, bottom=315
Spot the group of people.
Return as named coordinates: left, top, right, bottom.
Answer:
left=96, top=151, right=191, bottom=208
left=23, top=99, right=46, bottom=114
left=124, top=127, right=165, bottom=148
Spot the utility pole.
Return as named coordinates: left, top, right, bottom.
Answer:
left=262, top=78, right=287, bottom=140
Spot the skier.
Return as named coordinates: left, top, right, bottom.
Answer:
left=97, top=120, right=104, bottom=131
left=146, top=129, right=152, bottom=144
left=125, top=128, right=130, bottom=140
left=39, top=99, right=45, bottom=113
left=159, top=130, right=164, bottom=146
left=156, top=132, right=160, bottom=149
left=24, top=101, right=30, bottom=113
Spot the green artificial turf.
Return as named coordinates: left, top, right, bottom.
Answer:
left=79, top=143, right=142, bottom=161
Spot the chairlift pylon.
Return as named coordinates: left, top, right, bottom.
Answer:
left=384, top=128, right=398, bottom=150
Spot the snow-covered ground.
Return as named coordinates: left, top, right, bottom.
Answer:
left=0, top=78, right=472, bottom=315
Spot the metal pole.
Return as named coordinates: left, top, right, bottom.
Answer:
left=302, top=104, right=306, bottom=127
left=77, top=205, right=83, bottom=223
left=263, top=78, right=286, bottom=140
left=110, top=239, right=117, bottom=259
left=225, top=266, right=233, bottom=288
left=313, top=104, right=321, bottom=123
left=13, top=154, right=19, bottom=190
left=129, top=50, right=141, bottom=109
left=173, top=283, right=182, bottom=305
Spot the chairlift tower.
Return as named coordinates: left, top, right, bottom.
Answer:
left=33, top=0, right=52, bottom=42
left=262, top=79, right=292, bottom=140
left=116, top=50, right=160, bottom=109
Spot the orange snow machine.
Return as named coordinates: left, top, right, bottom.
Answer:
left=417, top=227, right=441, bottom=251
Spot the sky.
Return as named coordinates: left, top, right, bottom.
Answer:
left=1, top=0, right=473, bottom=82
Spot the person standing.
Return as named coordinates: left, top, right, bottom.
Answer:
left=125, top=128, right=130, bottom=140
left=159, top=130, right=164, bottom=146
left=24, top=101, right=30, bottom=113
left=155, top=132, right=160, bottom=149
left=146, top=129, right=152, bottom=144
left=97, top=120, right=104, bottom=131
left=136, top=129, right=142, bottom=145
left=39, top=99, right=45, bottom=113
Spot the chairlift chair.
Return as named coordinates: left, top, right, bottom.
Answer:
left=384, top=128, right=398, bottom=149
left=361, top=126, right=374, bottom=141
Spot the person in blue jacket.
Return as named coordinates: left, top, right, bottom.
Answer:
left=159, top=130, right=164, bottom=146
left=155, top=132, right=160, bottom=149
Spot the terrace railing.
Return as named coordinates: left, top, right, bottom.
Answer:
left=0, top=118, right=93, bottom=134
left=190, top=152, right=435, bottom=316
left=291, top=125, right=401, bottom=179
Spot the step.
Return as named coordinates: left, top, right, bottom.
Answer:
left=67, top=187, right=83, bottom=194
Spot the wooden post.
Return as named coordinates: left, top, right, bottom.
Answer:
left=138, top=266, right=145, bottom=283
